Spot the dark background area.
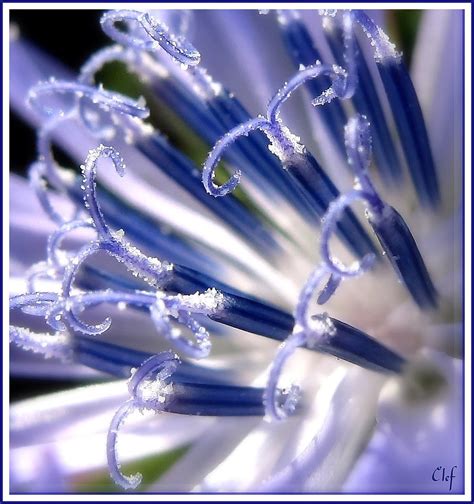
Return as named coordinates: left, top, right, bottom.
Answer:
left=10, top=10, right=107, bottom=175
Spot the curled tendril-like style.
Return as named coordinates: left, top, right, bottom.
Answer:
left=100, top=10, right=200, bottom=66
left=47, top=219, right=95, bottom=268
left=77, top=145, right=173, bottom=288
left=52, top=240, right=106, bottom=333
left=28, top=80, right=149, bottom=120
left=79, top=45, right=140, bottom=85
left=202, top=116, right=268, bottom=196
left=29, top=115, right=86, bottom=227
left=265, top=266, right=334, bottom=421
left=28, top=146, right=175, bottom=335
left=9, top=293, right=72, bottom=361
left=25, top=261, right=56, bottom=294
left=29, top=161, right=69, bottom=226
left=11, top=285, right=220, bottom=359
left=320, top=190, right=377, bottom=278
left=350, top=10, right=401, bottom=63
left=150, top=291, right=218, bottom=359
left=76, top=45, right=154, bottom=141
left=81, top=145, right=126, bottom=239
left=107, top=352, right=179, bottom=490
left=203, top=56, right=358, bottom=197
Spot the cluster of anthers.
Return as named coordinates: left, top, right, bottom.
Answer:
left=10, top=9, right=440, bottom=490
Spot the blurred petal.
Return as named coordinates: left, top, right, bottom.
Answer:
left=411, top=10, right=463, bottom=210
left=343, top=351, right=463, bottom=493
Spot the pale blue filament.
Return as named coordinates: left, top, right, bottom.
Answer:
left=107, top=352, right=180, bottom=490
left=100, top=10, right=200, bottom=65
left=202, top=116, right=269, bottom=196
left=320, top=190, right=377, bottom=278
left=47, top=218, right=94, bottom=267
left=28, top=80, right=149, bottom=120
left=203, top=59, right=357, bottom=197
left=265, top=266, right=330, bottom=421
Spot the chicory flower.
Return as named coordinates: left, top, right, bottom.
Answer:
left=8, top=8, right=464, bottom=495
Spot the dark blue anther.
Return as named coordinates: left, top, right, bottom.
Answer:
left=151, top=76, right=224, bottom=140
left=74, top=336, right=236, bottom=385
left=169, top=382, right=265, bottom=417
left=279, top=17, right=347, bottom=153
left=136, top=133, right=279, bottom=254
left=314, top=318, right=406, bottom=373
left=67, top=180, right=213, bottom=273
left=377, top=59, right=440, bottom=206
left=77, top=263, right=405, bottom=375
left=285, top=151, right=379, bottom=260
left=370, top=206, right=438, bottom=309
left=325, top=24, right=402, bottom=183
left=207, top=90, right=318, bottom=218
left=152, top=74, right=317, bottom=219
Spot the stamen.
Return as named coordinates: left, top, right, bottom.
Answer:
left=67, top=180, right=212, bottom=274
left=342, top=115, right=438, bottom=308
left=323, top=17, right=402, bottom=183
left=137, top=133, right=280, bottom=253
left=265, top=266, right=329, bottom=421
left=107, top=351, right=267, bottom=488
left=100, top=10, right=200, bottom=66
left=105, top=353, right=176, bottom=489
left=276, top=11, right=347, bottom=153
left=40, top=287, right=220, bottom=357
left=352, top=10, right=439, bottom=206
left=201, top=65, right=378, bottom=261
left=370, top=206, right=438, bottom=309
left=377, top=59, right=440, bottom=207
left=127, top=352, right=180, bottom=406
left=74, top=336, right=235, bottom=384
left=316, top=317, right=406, bottom=374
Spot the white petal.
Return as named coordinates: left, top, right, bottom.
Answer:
left=411, top=10, right=463, bottom=211
left=343, top=350, right=463, bottom=493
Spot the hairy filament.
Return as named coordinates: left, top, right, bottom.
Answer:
left=47, top=219, right=95, bottom=268
left=320, top=190, right=377, bottom=277
left=28, top=80, right=149, bottom=120
left=107, top=353, right=179, bottom=489
left=25, top=261, right=57, bottom=294
left=100, top=10, right=200, bottom=66
left=265, top=266, right=335, bottom=421
left=10, top=293, right=72, bottom=360
left=350, top=10, right=401, bottom=63
left=29, top=161, right=69, bottom=226
left=81, top=145, right=125, bottom=239
left=202, top=116, right=269, bottom=196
